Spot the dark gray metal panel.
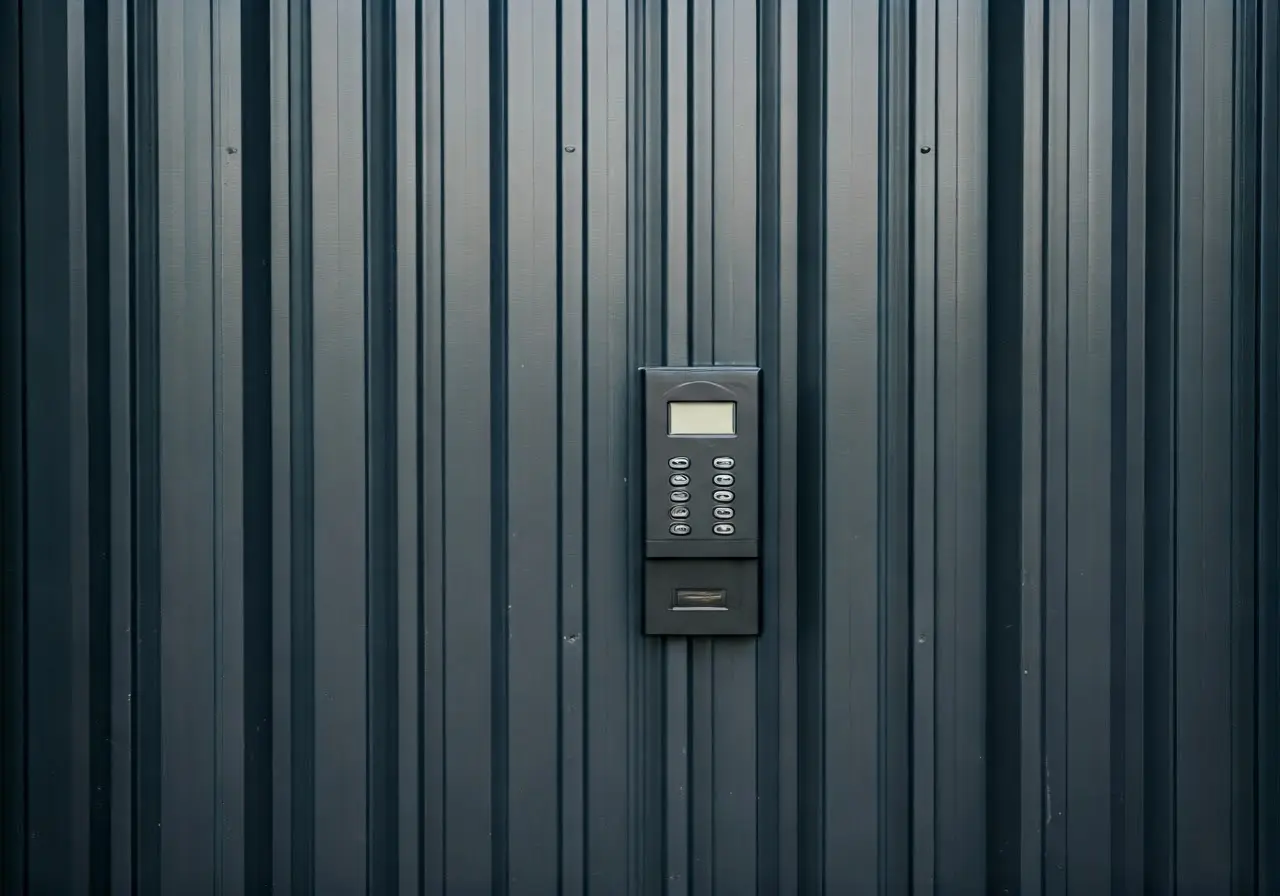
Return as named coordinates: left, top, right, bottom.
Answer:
left=913, top=0, right=989, bottom=889
left=17, top=3, right=103, bottom=890
left=756, top=0, right=803, bottom=890
left=0, top=0, right=24, bottom=890
left=1173, top=2, right=1253, bottom=887
left=801, top=0, right=916, bottom=891
left=438, top=1, right=498, bottom=888
left=910, top=0, right=941, bottom=887
left=935, top=0, right=990, bottom=887
left=1260, top=5, right=1280, bottom=893
left=556, top=0, right=588, bottom=889
left=2, top=0, right=1278, bottom=893
left=584, top=1, right=638, bottom=889
left=311, top=2, right=371, bottom=889
left=505, top=0, right=561, bottom=886
left=983, top=2, right=1274, bottom=895
left=390, top=4, right=423, bottom=889
left=1259, top=4, right=1280, bottom=890
left=105, top=0, right=138, bottom=890
left=267, top=0, right=298, bottom=889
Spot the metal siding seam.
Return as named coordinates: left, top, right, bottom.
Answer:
left=214, top=0, right=249, bottom=887
left=1258, top=3, right=1280, bottom=890
left=239, top=2, right=276, bottom=886
left=489, top=1, right=512, bottom=888
left=775, top=0, right=802, bottom=888
left=17, top=1, right=67, bottom=888
left=666, top=0, right=690, bottom=363
left=1064, top=0, right=1114, bottom=883
left=755, top=0, right=803, bottom=891
left=1016, top=0, right=1046, bottom=889
left=1259, top=3, right=1280, bottom=890
left=709, top=2, right=759, bottom=892
left=440, top=0, right=497, bottom=887
left=953, top=0, right=989, bottom=884
left=1229, top=0, right=1262, bottom=888
left=267, top=0, right=301, bottom=889
left=1141, top=0, right=1179, bottom=886
left=105, top=0, right=136, bottom=888
left=0, top=0, right=26, bottom=882
left=363, top=0, right=399, bottom=890
left=132, top=0, right=165, bottom=887
left=821, top=0, right=882, bottom=887
left=630, top=0, right=662, bottom=889
left=794, top=0, right=826, bottom=887
left=310, top=0, right=370, bottom=888
left=983, top=0, right=1028, bottom=886
left=585, top=0, right=637, bottom=885
left=557, top=0, right=588, bottom=888
left=156, top=0, right=219, bottom=886
left=879, top=0, right=914, bottom=888
left=505, top=0, right=562, bottom=886
left=662, top=0, right=692, bottom=889
left=1119, top=0, right=1150, bottom=889
left=911, top=0, right=939, bottom=886
left=391, top=0, right=424, bottom=891
left=931, top=0, right=988, bottom=885
left=291, top=0, right=320, bottom=887
left=65, top=5, right=96, bottom=883
left=1173, top=0, right=1236, bottom=885
left=420, top=0, right=447, bottom=890
left=1042, top=0, right=1071, bottom=886
left=19, top=4, right=96, bottom=888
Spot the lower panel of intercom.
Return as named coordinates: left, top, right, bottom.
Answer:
left=644, top=558, right=759, bottom=636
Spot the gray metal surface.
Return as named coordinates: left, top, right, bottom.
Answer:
left=1, top=0, right=1277, bottom=892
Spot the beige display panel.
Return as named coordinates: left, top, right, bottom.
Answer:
left=667, top=401, right=736, bottom=435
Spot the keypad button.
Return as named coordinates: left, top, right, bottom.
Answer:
left=712, top=490, right=734, bottom=503
left=712, top=473, right=735, bottom=487
left=669, top=505, right=690, bottom=519
left=712, top=456, right=735, bottom=469
left=668, top=457, right=690, bottom=470
left=670, top=523, right=692, bottom=536
left=670, top=490, right=691, bottom=503
left=713, top=506, right=734, bottom=520
left=713, top=523, right=736, bottom=536
left=669, top=473, right=690, bottom=487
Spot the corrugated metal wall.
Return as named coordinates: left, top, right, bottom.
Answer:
left=2, top=0, right=1278, bottom=892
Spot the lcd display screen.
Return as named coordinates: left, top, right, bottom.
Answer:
left=668, top=401, right=736, bottom=435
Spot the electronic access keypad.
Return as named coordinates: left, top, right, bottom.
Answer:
left=641, top=366, right=761, bottom=636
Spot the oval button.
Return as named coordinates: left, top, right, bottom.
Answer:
left=713, top=523, right=735, bottom=536
left=670, top=523, right=692, bottom=536
left=713, top=473, right=735, bottom=487
left=712, top=457, right=735, bottom=469
left=669, top=505, right=690, bottom=519
left=668, top=457, right=690, bottom=470
left=669, top=473, right=690, bottom=486
left=713, top=506, right=734, bottom=520
left=712, top=490, right=734, bottom=503
left=670, top=490, right=691, bottom=503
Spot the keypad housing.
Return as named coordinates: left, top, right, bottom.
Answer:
left=642, top=366, right=760, bottom=636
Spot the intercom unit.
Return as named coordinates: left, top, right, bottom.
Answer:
left=641, top=366, right=760, bottom=636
